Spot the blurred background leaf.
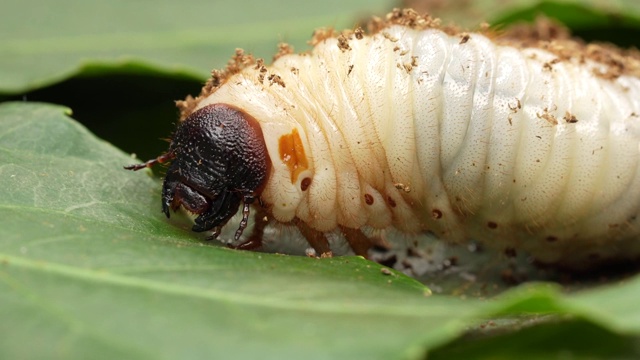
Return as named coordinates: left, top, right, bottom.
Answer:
left=0, top=0, right=390, bottom=160
left=406, top=0, right=640, bottom=42
left=4, top=0, right=640, bottom=159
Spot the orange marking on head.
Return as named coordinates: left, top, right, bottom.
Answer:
left=278, top=128, right=309, bottom=183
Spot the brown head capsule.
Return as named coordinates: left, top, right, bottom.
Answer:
left=125, top=103, right=271, bottom=241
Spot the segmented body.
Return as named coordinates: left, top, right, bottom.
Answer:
left=188, top=21, right=640, bottom=267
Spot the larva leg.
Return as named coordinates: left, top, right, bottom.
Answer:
left=293, top=218, right=333, bottom=257
left=339, top=226, right=372, bottom=258
left=123, top=152, right=175, bottom=171
left=205, top=226, right=222, bottom=241
left=234, top=196, right=255, bottom=241
left=231, top=206, right=268, bottom=251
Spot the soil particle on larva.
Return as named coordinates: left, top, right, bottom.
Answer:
left=179, top=8, right=640, bottom=123
left=256, top=59, right=268, bottom=83
left=268, top=73, right=286, bottom=87
left=537, top=108, right=558, bottom=126
left=563, top=111, right=578, bottom=123
left=273, top=42, right=295, bottom=61
left=309, top=27, right=339, bottom=47
left=337, top=34, right=351, bottom=52
left=177, top=48, right=257, bottom=120
left=394, top=183, right=411, bottom=192
left=483, top=14, right=640, bottom=81
left=381, top=31, right=399, bottom=42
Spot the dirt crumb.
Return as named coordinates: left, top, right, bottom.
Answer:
left=309, top=27, right=339, bottom=47
left=180, top=9, right=640, bottom=119
left=268, top=73, right=286, bottom=88
left=564, top=111, right=578, bottom=123
left=496, top=15, right=640, bottom=80
left=537, top=108, right=558, bottom=126
left=273, top=42, right=295, bottom=61
left=176, top=48, right=256, bottom=120
left=337, top=34, right=351, bottom=52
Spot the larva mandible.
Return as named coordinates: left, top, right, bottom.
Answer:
left=126, top=9, right=640, bottom=269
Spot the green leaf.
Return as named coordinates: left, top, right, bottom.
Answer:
left=0, top=101, right=486, bottom=359
left=430, top=319, right=640, bottom=359
left=5, top=0, right=640, bottom=357
left=0, top=0, right=391, bottom=94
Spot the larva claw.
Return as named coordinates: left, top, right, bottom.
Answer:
left=229, top=238, right=262, bottom=251
left=205, top=226, right=222, bottom=241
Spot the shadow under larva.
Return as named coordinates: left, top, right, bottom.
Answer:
left=126, top=8, right=640, bottom=273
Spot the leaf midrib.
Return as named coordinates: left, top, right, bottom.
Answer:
left=0, top=252, right=465, bottom=317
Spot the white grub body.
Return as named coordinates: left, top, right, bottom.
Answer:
left=195, top=24, right=640, bottom=268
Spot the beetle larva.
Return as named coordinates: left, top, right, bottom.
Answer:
left=126, top=9, right=640, bottom=269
